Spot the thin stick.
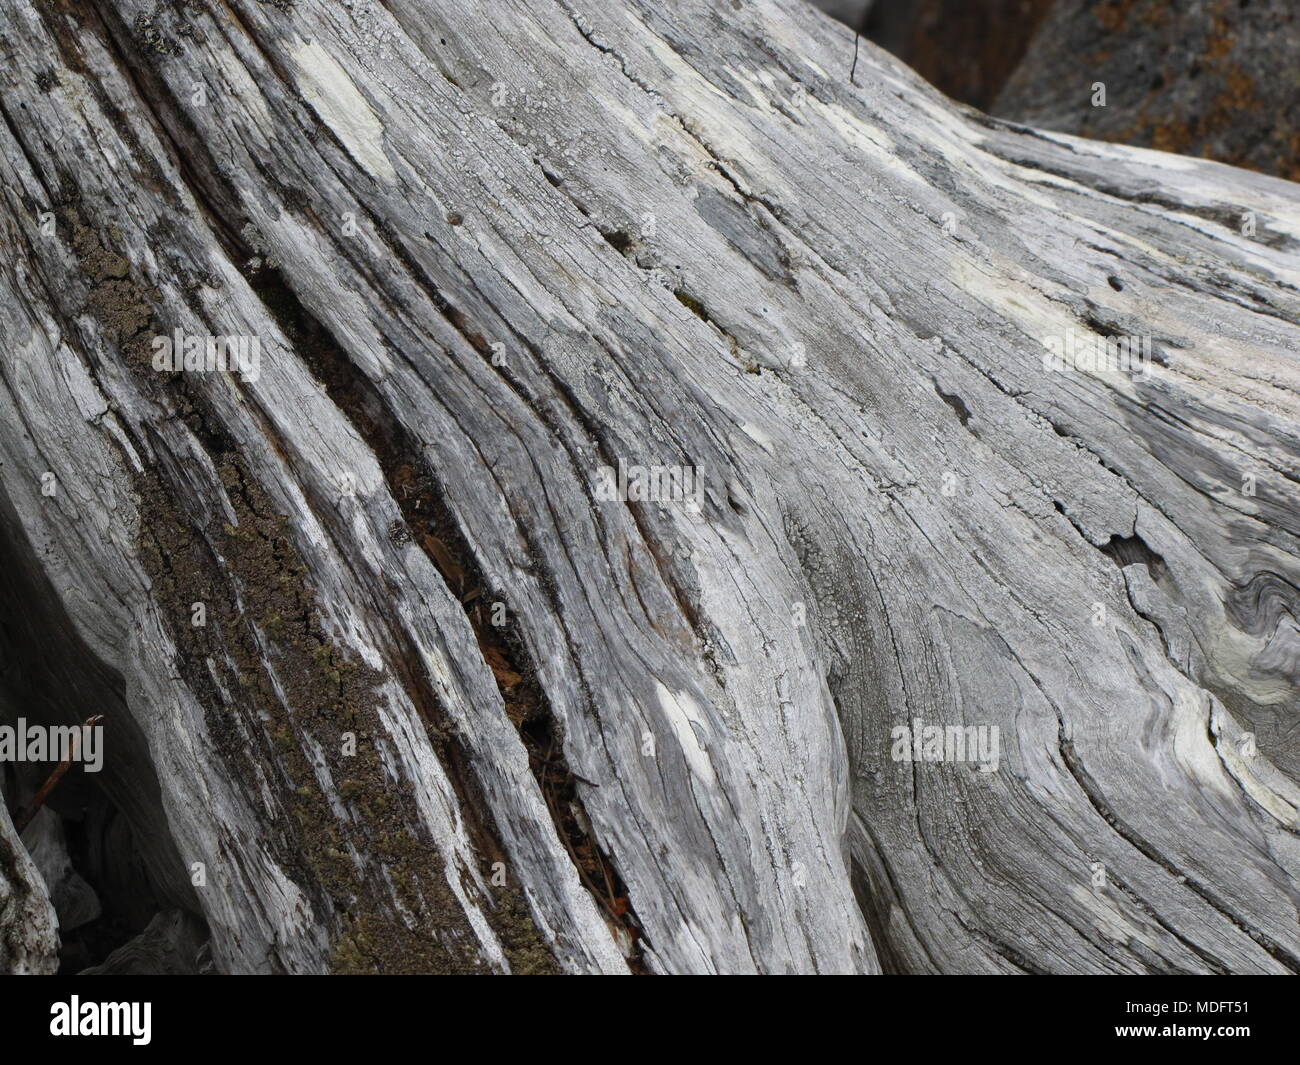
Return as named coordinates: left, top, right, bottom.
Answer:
left=850, top=33, right=860, bottom=86
left=13, top=716, right=102, bottom=835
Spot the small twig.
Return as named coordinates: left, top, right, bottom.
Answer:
left=540, top=735, right=555, bottom=794
left=850, top=32, right=860, bottom=86
left=13, top=715, right=102, bottom=835
left=531, top=746, right=600, bottom=788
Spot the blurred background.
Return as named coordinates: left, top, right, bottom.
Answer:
left=811, top=0, right=1299, bottom=181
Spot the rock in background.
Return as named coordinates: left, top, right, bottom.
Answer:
left=993, top=0, right=1300, bottom=181
left=897, top=0, right=1055, bottom=112
left=812, top=0, right=1300, bottom=181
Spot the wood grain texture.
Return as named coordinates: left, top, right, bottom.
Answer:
left=0, top=0, right=1296, bottom=973
left=0, top=802, right=57, bottom=973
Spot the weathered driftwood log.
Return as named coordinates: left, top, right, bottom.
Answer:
left=0, top=0, right=1297, bottom=974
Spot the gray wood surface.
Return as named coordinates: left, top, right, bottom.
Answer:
left=0, top=0, right=1297, bottom=973
left=0, top=801, right=57, bottom=974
